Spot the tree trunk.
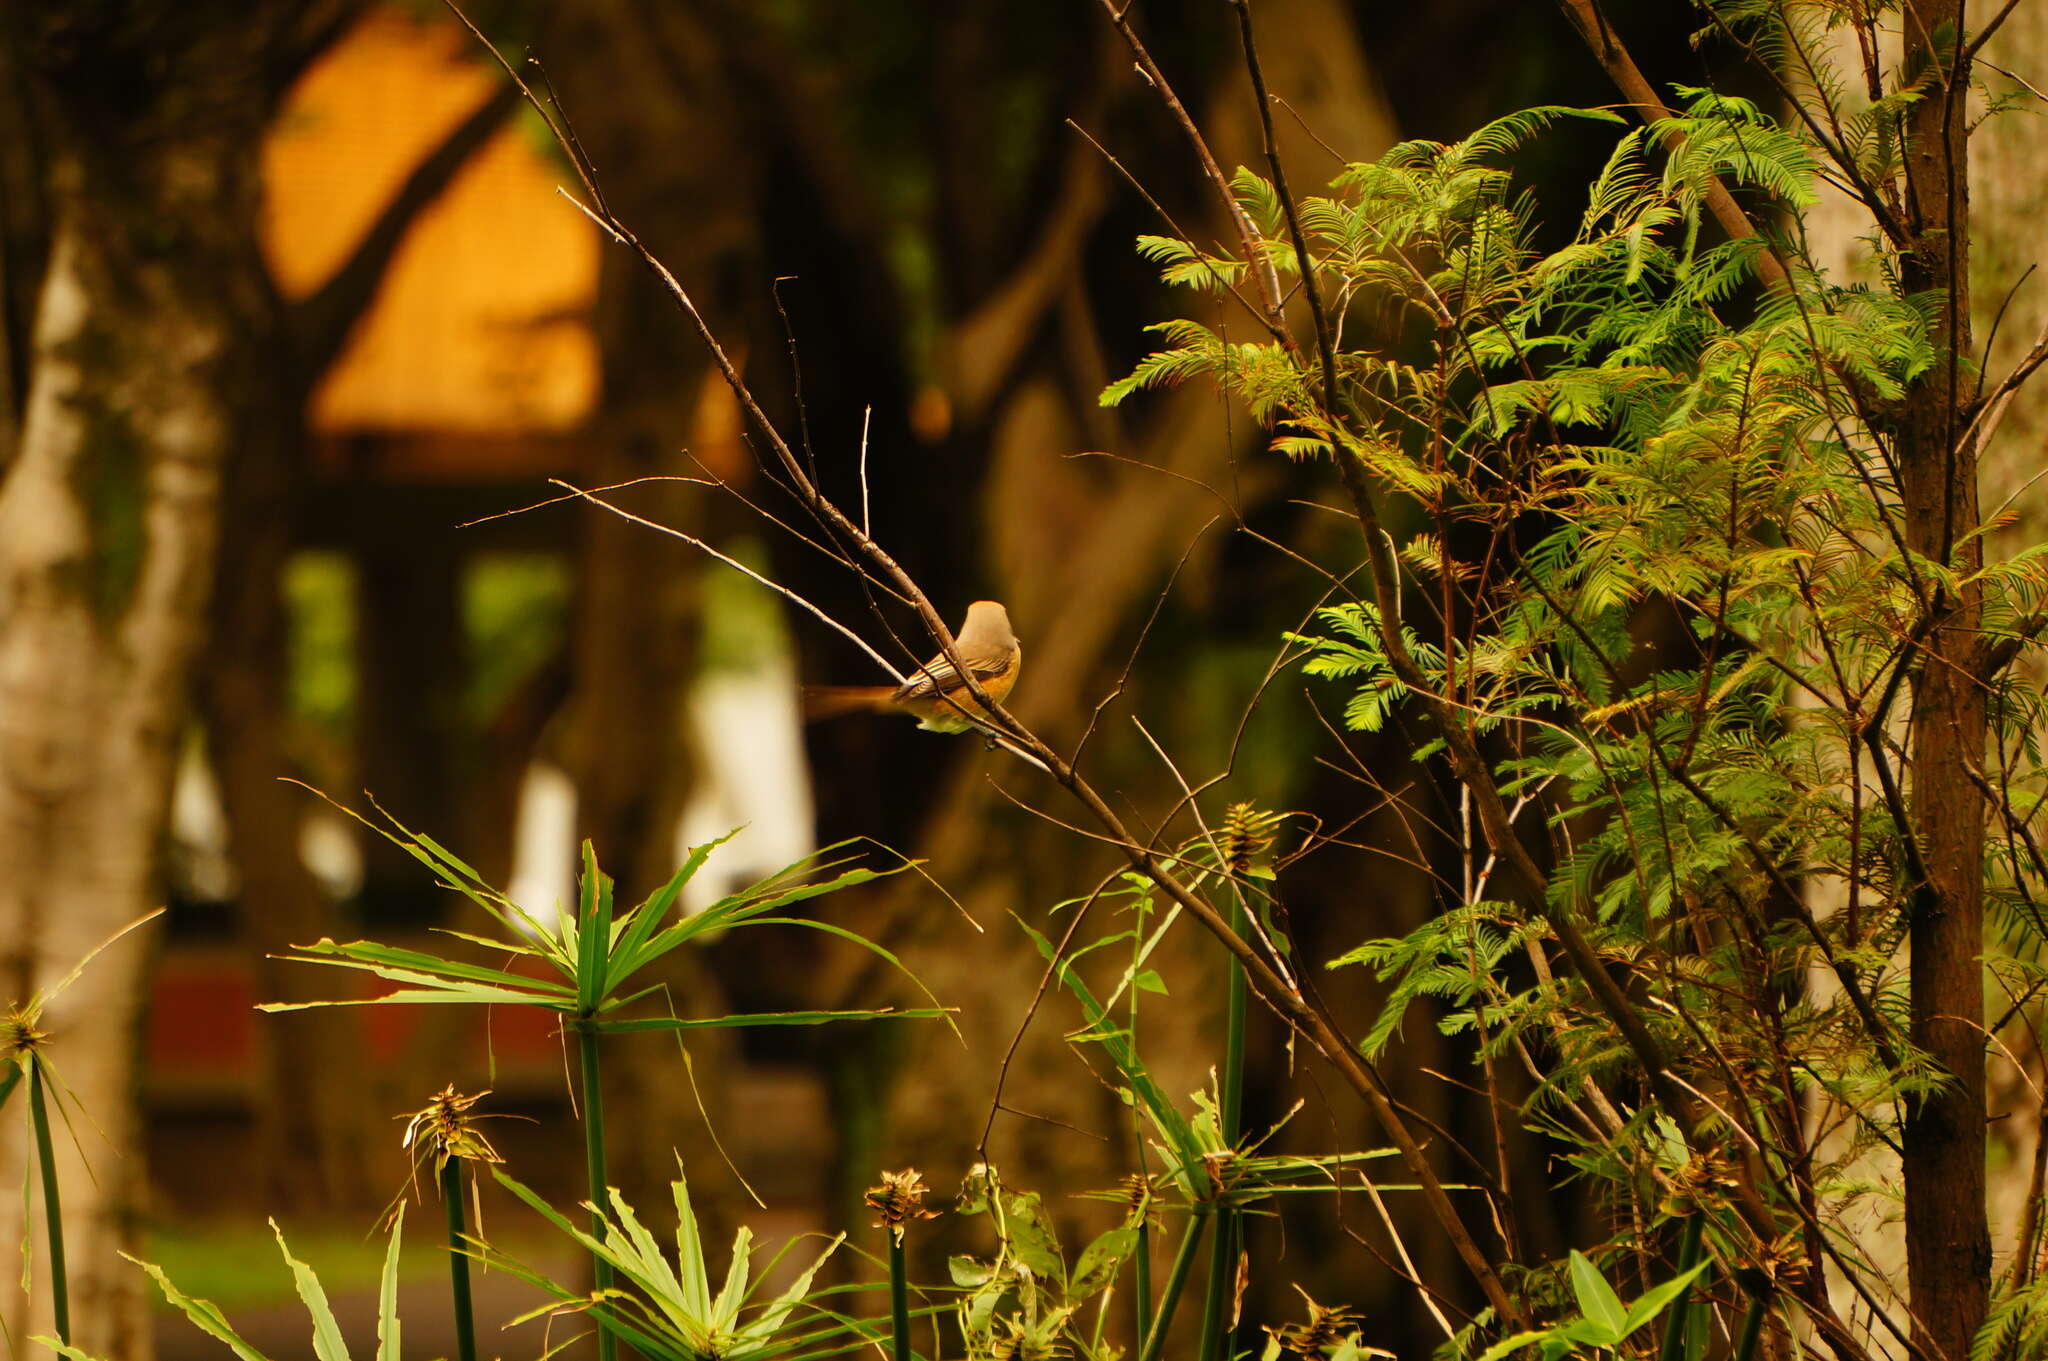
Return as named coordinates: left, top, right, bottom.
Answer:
left=0, top=4, right=332, bottom=1345
left=0, top=188, right=245, bottom=1359
left=206, top=398, right=379, bottom=1212
left=1896, top=7, right=1990, bottom=1357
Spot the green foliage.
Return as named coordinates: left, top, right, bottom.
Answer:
left=284, top=551, right=356, bottom=740
left=262, top=793, right=946, bottom=1039
left=463, top=551, right=570, bottom=721
left=1471, top=1251, right=1709, bottom=1361
left=484, top=1170, right=869, bottom=1361
left=39, top=1209, right=409, bottom=1361
left=1105, top=51, right=2048, bottom=1358
left=1975, top=1277, right=2048, bottom=1361
left=951, top=1166, right=1143, bottom=1361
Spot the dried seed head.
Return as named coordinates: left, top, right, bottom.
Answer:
left=1661, top=1147, right=1741, bottom=1218
left=399, top=1085, right=504, bottom=1175
left=1221, top=802, right=1279, bottom=877
left=1202, top=1147, right=1251, bottom=1201
left=1267, top=1289, right=1383, bottom=1359
left=865, top=1167, right=940, bottom=1241
left=2, top=1006, right=48, bottom=1060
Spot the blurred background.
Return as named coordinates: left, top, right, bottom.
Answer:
left=1, top=1, right=1955, bottom=1356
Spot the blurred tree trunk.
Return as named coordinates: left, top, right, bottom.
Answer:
left=540, top=0, right=772, bottom=1235
left=1957, top=3, right=2048, bottom=1300
left=207, top=391, right=383, bottom=1212
left=0, top=6, right=356, bottom=1347
left=204, top=72, right=515, bottom=1212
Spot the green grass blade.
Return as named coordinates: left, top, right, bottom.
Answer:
left=379, top=1201, right=404, bottom=1361
left=672, top=1172, right=713, bottom=1318
left=595, top=1008, right=945, bottom=1033
left=749, top=1233, right=843, bottom=1337
left=603, top=1188, right=694, bottom=1331
left=712, top=1226, right=753, bottom=1330
left=121, top=1255, right=271, bottom=1361
left=576, top=843, right=609, bottom=1012
left=262, top=985, right=564, bottom=1012
left=1020, top=919, right=1204, bottom=1178
left=270, top=1220, right=350, bottom=1361
left=411, top=831, right=483, bottom=884
left=743, top=917, right=950, bottom=1021
left=609, top=830, right=743, bottom=969
left=473, top=1233, right=691, bottom=1361
left=273, top=940, right=577, bottom=996
left=429, top=926, right=547, bottom=959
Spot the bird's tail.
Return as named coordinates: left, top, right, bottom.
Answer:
left=801, top=685, right=899, bottom=722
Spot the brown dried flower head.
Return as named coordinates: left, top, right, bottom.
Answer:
left=399, top=1085, right=505, bottom=1175
left=1116, top=1171, right=1158, bottom=1214
left=1268, top=1288, right=1382, bottom=1359
left=865, top=1167, right=941, bottom=1240
left=2, top=1006, right=48, bottom=1061
left=1221, top=801, right=1278, bottom=876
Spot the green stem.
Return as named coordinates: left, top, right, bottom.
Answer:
left=29, top=1058, right=68, bottom=1343
left=888, top=1231, right=912, bottom=1361
left=1733, top=1295, right=1767, bottom=1361
left=1199, top=892, right=1249, bottom=1361
left=1136, top=1211, right=1211, bottom=1361
left=1658, top=1214, right=1705, bottom=1361
left=1134, top=1215, right=1153, bottom=1357
left=577, top=1022, right=617, bottom=1361
left=442, top=1158, right=478, bottom=1361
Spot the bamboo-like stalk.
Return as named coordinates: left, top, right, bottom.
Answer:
left=29, top=1058, right=68, bottom=1343
left=578, top=1023, right=617, bottom=1361
left=1733, top=1296, right=1767, bottom=1361
left=442, top=1157, right=478, bottom=1361
left=1135, top=1212, right=1210, bottom=1361
left=887, top=1231, right=912, bottom=1361
left=1198, top=893, right=1249, bottom=1361
left=1658, top=1215, right=1705, bottom=1361
left=1134, top=1216, right=1153, bottom=1356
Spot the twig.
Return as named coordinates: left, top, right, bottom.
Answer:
left=448, top=0, right=1522, bottom=1326
left=1553, top=0, right=1794, bottom=285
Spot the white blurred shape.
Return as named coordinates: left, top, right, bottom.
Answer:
left=507, top=760, right=578, bottom=931
left=299, top=807, right=363, bottom=900
left=677, top=632, right=816, bottom=913
left=170, top=743, right=237, bottom=902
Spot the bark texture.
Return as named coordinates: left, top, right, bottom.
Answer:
left=1896, top=7, right=1990, bottom=1357
left=0, top=4, right=351, bottom=1348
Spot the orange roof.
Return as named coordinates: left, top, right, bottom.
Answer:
left=262, top=5, right=599, bottom=440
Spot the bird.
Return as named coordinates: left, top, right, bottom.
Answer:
left=804, top=600, right=1020, bottom=734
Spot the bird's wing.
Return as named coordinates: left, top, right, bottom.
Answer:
left=893, top=644, right=1014, bottom=701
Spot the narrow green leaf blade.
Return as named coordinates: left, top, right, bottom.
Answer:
left=377, top=1203, right=404, bottom=1361
left=576, top=842, right=609, bottom=1011
left=271, top=1220, right=351, bottom=1361
left=1620, top=1259, right=1710, bottom=1338
left=595, top=1007, right=945, bottom=1033
left=120, top=1255, right=271, bottom=1361
left=611, top=830, right=743, bottom=973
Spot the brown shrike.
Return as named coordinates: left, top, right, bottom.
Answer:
left=804, top=600, right=1020, bottom=734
